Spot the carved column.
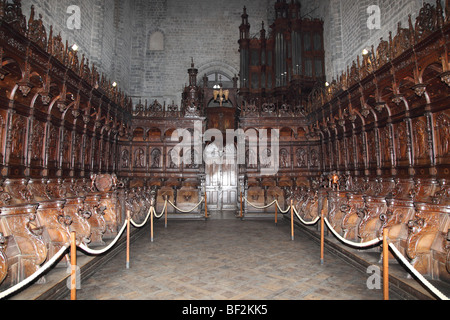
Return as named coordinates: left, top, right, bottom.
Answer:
left=69, top=125, right=76, bottom=177
left=387, top=119, right=396, bottom=175
left=361, top=129, right=369, bottom=174
left=2, top=109, right=15, bottom=176
left=42, top=116, right=51, bottom=177
left=57, top=121, right=64, bottom=177
left=404, top=115, right=414, bottom=175
left=374, top=125, right=382, bottom=176
left=25, top=112, right=34, bottom=177
left=80, top=129, right=87, bottom=176
left=425, top=107, right=437, bottom=174
left=112, top=132, right=119, bottom=174
left=350, top=116, right=358, bottom=175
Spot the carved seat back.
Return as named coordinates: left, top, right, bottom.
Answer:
left=247, top=187, right=264, bottom=212
left=35, top=199, right=70, bottom=265
left=267, top=186, right=284, bottom=211
left=297, top=189, right=319, bottom=220
left=0, top=233, right=8, bottom=286
left=177, top=187, right=199, bottom=204
left=358, top=195, right=387, bottom=242
left=125, top=188, right=150, bottom=222
left=430, top=214, right=450, bottom=282
left=247, top=178, right=260, bottom=188
left=84, top=194, right=106, bottom=246
left=27, top=179, right=52, bottom=202
left=411, top=179, right=439, bottom=203
left=341, top=193, right=365, bottom=241
left=91, top=174, right=123, bottom=239
left=157, top=187, right=174, bottom=213
left=43, top=179, right=92, bottom=244
left=381, top=196, right=416, bottom=255
left=0, top=205, right=47, bottom=286
left=278, top=177, right=293, bottom=188
left=174, top=187, right=199, bottom=213
left=98, top=192, right=120, bottom=239
left=2, top=179, right=33, bottom=205
left=407, top=202, right=450, bottom=278
left=62, top=197, right=91, bottom=244
left=0, top=235, right=19, bottom=289
left=327, top=191, right=347, bottom=235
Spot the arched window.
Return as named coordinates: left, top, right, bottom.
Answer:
left=201, top=71, right=233, bottom=89
left=148, top=31, right=164, bottom=51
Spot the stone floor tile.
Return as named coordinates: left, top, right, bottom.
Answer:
left=64, top=219, right=399, bottom=301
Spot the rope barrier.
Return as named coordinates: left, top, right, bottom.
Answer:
left=293, top=207, right=320, bottom=226
left=244, top=195, right=450, bottom=300
left=2, top=195, right=447, bottom=301
left=153, top=200, right=168, bottom=219
left=388, top=243, right=449, bottom=300
left=168, top=198, right=204, bottom=213
left=79, top=221, right=128, bottom=255
left=324, top=217, right=382, bottom=248
left=0, top=244, right=70, bottom=300
left=276, top=202, right=292, bottom=214
left=130, top=206, right=154, bottom=229
left=244, top=198, right=277, bottom=210
left=0, top=202, right=158, bottom=300
left=243, top=197, right=293, bottom=215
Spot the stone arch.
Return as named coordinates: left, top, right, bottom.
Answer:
left=196, top=61, right=239, bottom=88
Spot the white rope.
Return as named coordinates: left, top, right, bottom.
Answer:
left=168, top=198, right=204, bottom=213
left=388, top=243, right=449, bottom=300
left=79, top=221, right=128, bottom=255
left=293, top=207, right=320, bottom=226
left=153, top=200, right=167, bottom=219
left=324, top=218, right=382, bottom=248
left=244, top=198, right=277, bottom=210
left=0, top=205, right=157, bottom=299
left=0, top=244, right=70, bottom=300
left=275, top=201, right=291, bottom=214
left=130, top=206, right=153, bottom=228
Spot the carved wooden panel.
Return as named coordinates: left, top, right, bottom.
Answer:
left=412, top=117, right=430, bottom=165
left=435, top=111, right=450, bottom=163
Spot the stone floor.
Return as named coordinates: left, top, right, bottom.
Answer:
left=63, top=217, right=401, bottom=300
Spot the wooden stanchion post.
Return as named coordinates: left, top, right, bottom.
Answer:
left=240, top=192, right=243, bottom=220
left=383, top=228, right=389, bottom=301
left=165, top=197, right=168, bottom=229
left=275, top=201, right=278, bottom=226
left=205, top=193, right=208, bottom=219
left=70, top=231, right=77, bottom=301
left=126, top=210, right=131, bottom=269
left=290, top=200, right=294, bottom=241
left=151, top=206, right=154, bottom=243
left=320, top=208, right=325, bottom=265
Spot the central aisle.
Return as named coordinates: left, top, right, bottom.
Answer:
left=67, top=218, right=398, bottom=300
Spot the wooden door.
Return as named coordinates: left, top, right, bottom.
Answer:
left=205, top=143, right=238, bottom=212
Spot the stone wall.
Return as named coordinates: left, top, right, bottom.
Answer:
left=22, top=0, right=134, bottom=93
left=20, top=0, right=444, bottom=105
left=300, top=0, right=442, bottom=82
left=129, top=0, right=272, bottom=105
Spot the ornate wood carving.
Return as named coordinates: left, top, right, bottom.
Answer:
left=406, top=203, right=444, bottom=275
